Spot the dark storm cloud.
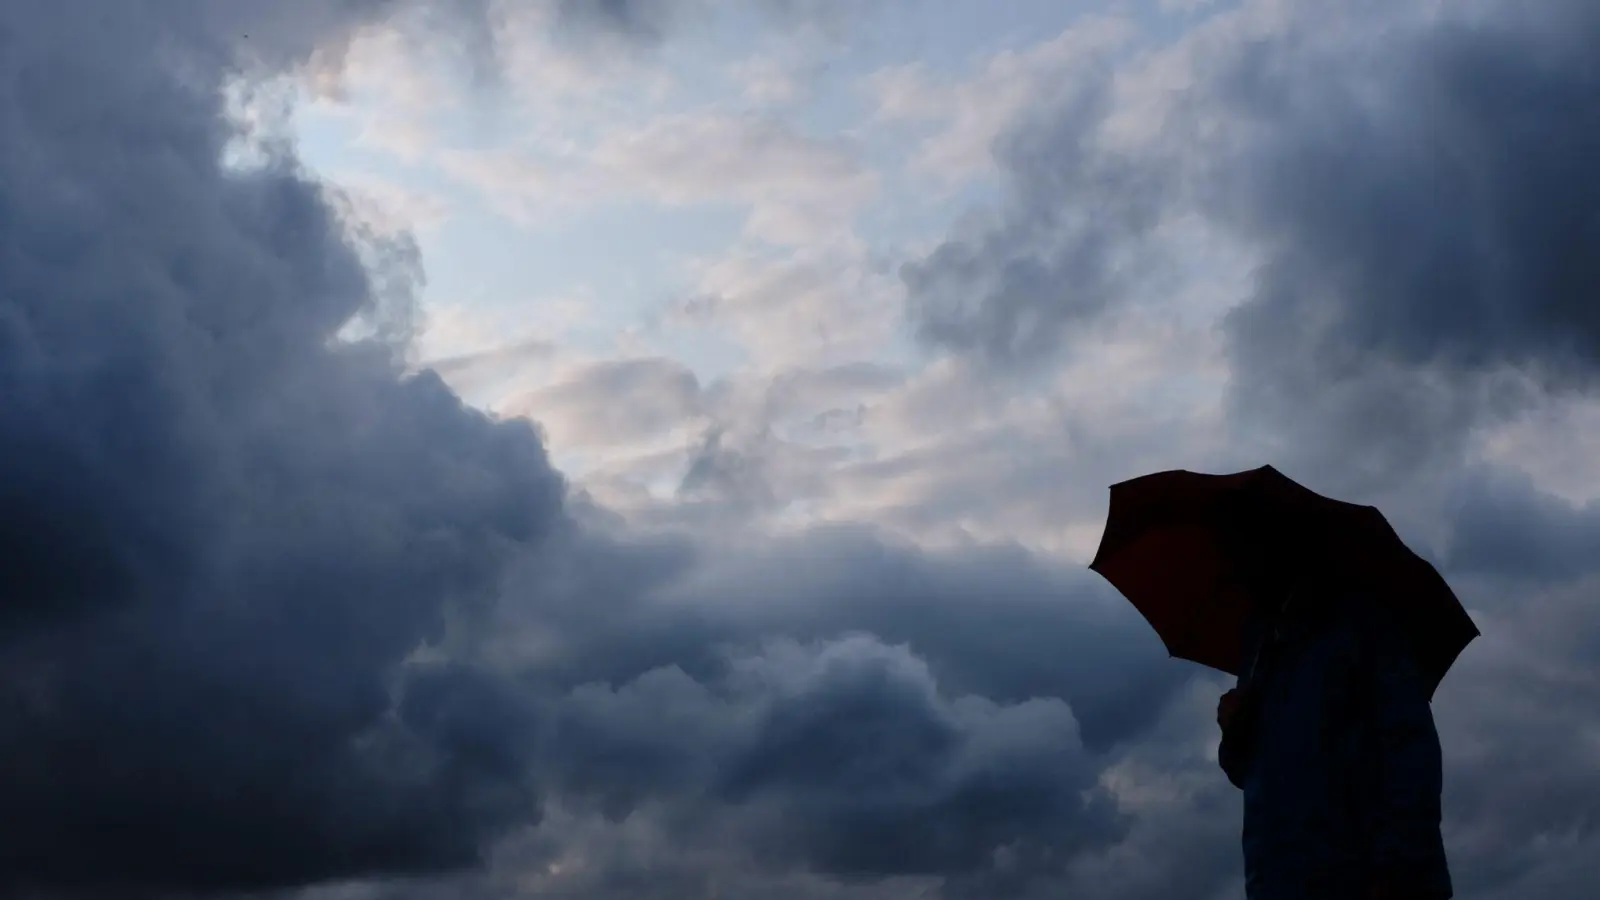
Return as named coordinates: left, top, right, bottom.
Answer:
left=429, top=526, right=1181, bottom=889
left=1209, top=0, right=1600, bottom=489
left=1426, top=572, right=1600, bottom=898
left=1441, top=468, right=1600, bottom=582
left=0, top=0, right=560, bottom=893
left=907, top=0, right=1600, bottom=472
left=540, top=635, right=1125, bottom=881
left=715, top=636, right=1124, bottom=879
left=1218, top=0, right=1600, bottom=385
left=1217, top=7, right=1600, bottom=896
left=495, top=526, right=1182, bottom=756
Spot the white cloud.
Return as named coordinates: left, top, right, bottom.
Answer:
left=809, top=310, right=1234, bottom=559
left=865, top=14, right=1137, bottom=183
left=329, top=172, right=453, bottom=234
left=436, top=112, right=876, bottom=244
left=502, top=357, right=707, bottom=448
left=294, top=18, right=475, bottom=163
left=673, top=244, right=904, bottom=370
left=729, top=51, right=818, bottom=108
left=590, top=113, right=876, bottom=239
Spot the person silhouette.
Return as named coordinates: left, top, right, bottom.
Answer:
left=1216, top=567, right=1453, bottom=900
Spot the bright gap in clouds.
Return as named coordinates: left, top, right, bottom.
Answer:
left=276, top=0, right=1242, bottom=554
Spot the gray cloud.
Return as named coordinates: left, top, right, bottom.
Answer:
left=1218, top=1, right=1600, bottom=384
left=895, top=1, right=1600, bottom=897
left=552, top=0, right=694, bottom=44
left=507, top=357, right=704, bottom=446
left=677, top=427, right=779, bottom=512
left=0, top=5, right=1182, bottom=894
left=0, top=0, right=568, bottom=893
left=1425, top=572, right=1600, bottom=898
left=550, top=0, right=871, bottom=48
left=713, top=637, right=1122, bottom=879
left=1443, top=467, right=1600, bottom=582
left=545, top=635, right=1125, bottom=880
left=901, top=59, right=1172, bottom=367
left=491, top=526, right=1183, bottom=757
left=266, top=522, right=1178, bottom=895
left=420, top=336, right=555, bottom=383
left=24, top=0, right=1600, bottom=897
left=907, top=0, right=1600, bottom=484
left=1207, top=0, right=1600, bottom=492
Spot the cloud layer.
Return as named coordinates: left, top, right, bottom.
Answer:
left=6, top=0, right=1600, bottom=898
left=0, top=0, right=570, bottom=891
left=0, top=3, right=1169, bottom=896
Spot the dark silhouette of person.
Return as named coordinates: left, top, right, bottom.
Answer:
left=1216, top=541, right=1453, bottom=899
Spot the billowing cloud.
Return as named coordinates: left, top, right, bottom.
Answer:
left=0, top=0, right=562, bottom=893
left=905, top=0, right=1600, bottom=482
left=677, top=247, right=904, bottom=368
left=891, top=2, right=1600, bottom=897
left=1206, top=0, right=1600, bottom=492
left=553, top=0, right=690, bottom=44
left=547, top=634, right=1124, bottom=878
left=893, top=15, right=1167, bottom=366
left=14, top=0, right=1600, bottom=898
left=503, top=357, right=705, bottom=447
left=440, top=113, right=876, bottom=245
left=1217, top=0, right=1600, bottom=382
left=867, top=14, right=1136, bottom=184
left=549, top=0, right=868, bottom=47
left=0, top=4, right=1177, bottom=896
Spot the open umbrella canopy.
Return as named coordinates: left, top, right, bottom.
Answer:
left=1089, top=465, right=1479, bottom=697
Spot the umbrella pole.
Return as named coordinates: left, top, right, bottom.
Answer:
left=1243, top=578, right=1305, bottom=684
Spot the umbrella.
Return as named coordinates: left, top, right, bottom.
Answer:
left=1088, top=465, right=1479, bottom=697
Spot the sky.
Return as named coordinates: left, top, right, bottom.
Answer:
left=2, top=0, right=1599, bottom=898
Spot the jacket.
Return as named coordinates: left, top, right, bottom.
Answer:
left=1219, top=589, right=1453, bottom=899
